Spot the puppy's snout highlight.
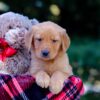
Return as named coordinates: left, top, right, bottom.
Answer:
left=42, top=50, right=49, bottom=57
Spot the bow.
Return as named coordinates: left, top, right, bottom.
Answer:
left=0, top=38, right=17, bottom=62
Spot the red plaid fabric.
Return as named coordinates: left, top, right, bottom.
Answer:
left=0, top=74, right=84, bottom=100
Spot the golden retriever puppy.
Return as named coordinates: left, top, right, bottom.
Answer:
left=26, top=21, right=73, bottom=94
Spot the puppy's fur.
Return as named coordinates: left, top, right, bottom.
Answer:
left=27, top=21, right=73, bottom=94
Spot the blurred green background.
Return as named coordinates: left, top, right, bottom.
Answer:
left=0, top=0, right=100, bottom=99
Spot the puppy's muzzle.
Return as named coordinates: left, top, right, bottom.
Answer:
left=41, top=50, right=49, bottom=57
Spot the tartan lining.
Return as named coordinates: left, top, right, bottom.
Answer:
left=0, top=74, right=84, bottom=100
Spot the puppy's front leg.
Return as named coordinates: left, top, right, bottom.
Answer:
left=50, top=71, right=67, bottom=94
left=35, top=71, right=50, bottom=88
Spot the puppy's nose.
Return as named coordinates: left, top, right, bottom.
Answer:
left=42, top=50, right=49, bottom=57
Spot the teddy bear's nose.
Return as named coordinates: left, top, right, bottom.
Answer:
left=42, top=50, right=49, bottom=57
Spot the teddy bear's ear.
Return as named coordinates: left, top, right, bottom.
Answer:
left=30, top=19, right=39, bottom=25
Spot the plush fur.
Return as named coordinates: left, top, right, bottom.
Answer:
left=0, top=12, right=38, bottom=74
left=27, top=21, right=73, bottom=94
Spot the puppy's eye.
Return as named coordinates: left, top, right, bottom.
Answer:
left=36, top=38, right=42, bottom=42
left=52, top=39, right=58, bottom=43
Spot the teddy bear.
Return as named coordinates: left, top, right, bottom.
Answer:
left=0, top=12, right=39, bottom=74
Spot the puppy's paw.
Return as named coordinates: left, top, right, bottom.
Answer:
left=49, top=71, right=66, bottom=94
left=35, top=71, right=50, bottom=88
left=49, top=79, right=64, bottom=94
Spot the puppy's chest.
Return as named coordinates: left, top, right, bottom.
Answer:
left=44, top=61, right=63, bottom=75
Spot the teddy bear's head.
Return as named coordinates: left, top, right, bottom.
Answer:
left=0, top=12, right=39, bottom=49
left=0, top=12, right=39, bottom=74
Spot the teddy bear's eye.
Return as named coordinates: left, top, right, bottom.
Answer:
left=26, top=27, right=29, bottom=30
left=8, top=26, right=12, bottom=29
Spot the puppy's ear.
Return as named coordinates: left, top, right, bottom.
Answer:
left=61, top=29, right=70, bottom=52
left=25, top=25, right=38, bottom=51
left=25, top=29, right=33, bottom=51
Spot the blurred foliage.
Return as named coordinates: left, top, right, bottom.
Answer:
left=0, top=0, right=100, bottom=99
left=68, top=38, right=100, bottom=81
left=68, top=38, right=100, bottom=100
left=0, top=0, right=100, bottom=38
left=81, top=93, right=100, bottom=100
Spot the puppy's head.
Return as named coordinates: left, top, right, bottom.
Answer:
left=28, top=21, right=70, bottom=61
